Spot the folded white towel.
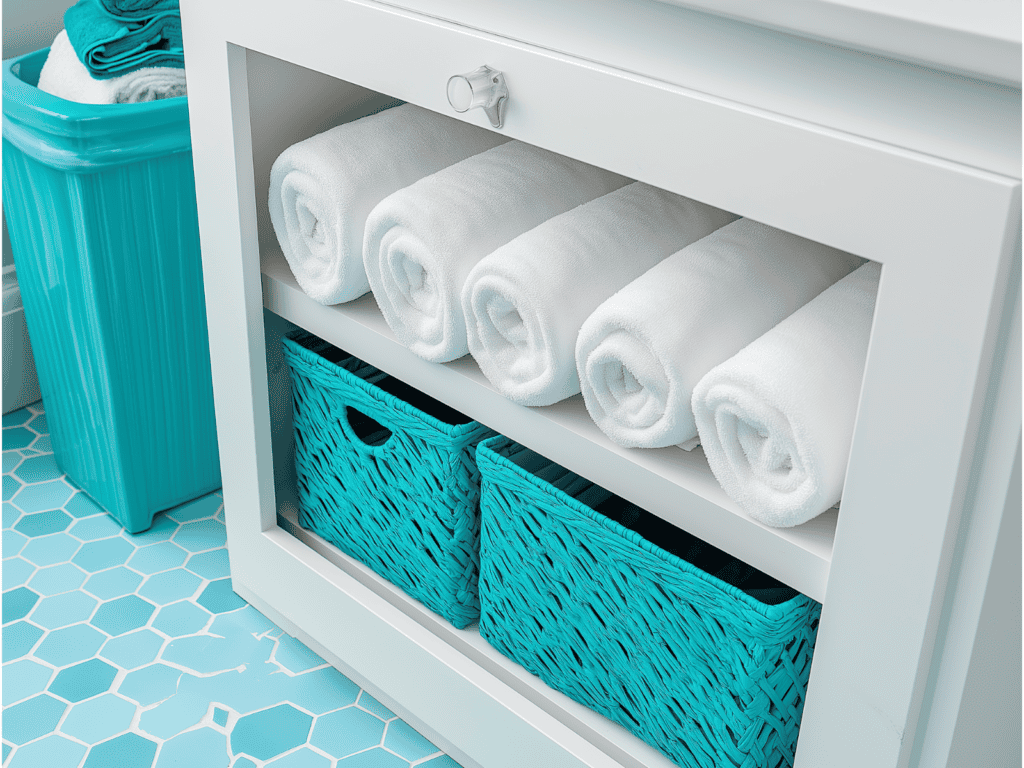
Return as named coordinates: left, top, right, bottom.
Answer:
left=692, top=261, right=880, bottom=527
left=268, top=104, right=509, bottom=305
left=462, top=183, right=738, bottom=405
left=37, top=30, right=187, bottom=105
left=576, top=218, right=865, bottom=450
left=364, top=141, right=630, bottom=363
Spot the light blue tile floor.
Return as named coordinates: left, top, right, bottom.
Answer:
left=2, top=401, right=463, bottom=768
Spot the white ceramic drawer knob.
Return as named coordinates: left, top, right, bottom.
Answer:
left=446, top=65, right=508, bottom=129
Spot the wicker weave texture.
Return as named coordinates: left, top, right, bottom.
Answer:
left=476, top=435, right=821, bottom=768
left=282, top=332, right=495, bottom=628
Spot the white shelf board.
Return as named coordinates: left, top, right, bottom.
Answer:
left=275, top=502, right=681, bottom=768
left=261, top=247, right=836, bottom=602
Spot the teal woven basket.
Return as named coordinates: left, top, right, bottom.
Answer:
left=282, top=330, right=496, bottom=628
left=476, top=435, right=821, bottom=768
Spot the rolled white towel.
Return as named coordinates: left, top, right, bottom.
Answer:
left=462, top=182, right=738, bottom=405
left=268, top=104, right=509, bottom=305
left=364, top=141, right=630, bottom=363
left=692, top=261, right=881, bottom=527
left=37, top=30, right=187, bottom=105
left=576, top=218, right=865, bottom=450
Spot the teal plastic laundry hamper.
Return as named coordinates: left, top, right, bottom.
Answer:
left=1, top=48, right=220, bottom=533
left=475, top=435, right=822, bottom=768
left=281, top=330, right=496, bottom=628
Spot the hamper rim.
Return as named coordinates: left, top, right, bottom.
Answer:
left=281, top=330, right=489, bottom=440
left=476, top=433, right=811, bottom=618
left=2, top=48, right=192, bottom=172
left=3, top=49, right=188, bottom=120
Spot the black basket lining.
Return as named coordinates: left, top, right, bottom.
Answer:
left=499, top=440, right=799, bottom=606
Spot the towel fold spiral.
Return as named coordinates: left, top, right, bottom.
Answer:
left=462, top=182, right=738, bottom=405
left=268, top=104, right=509, bottom=305
left=692, top=261, right=881, bottom=527
left=575, top=218, right=864, bottom=450
left=364, top=140, right=630, bottom=363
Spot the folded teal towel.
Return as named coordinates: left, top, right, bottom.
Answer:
left=64, top=0, right=183, bottom=79
left=98, top=0, right=179, bottom=22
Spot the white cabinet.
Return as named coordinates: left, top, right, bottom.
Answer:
left=179, top=1, right=1021, bottom=765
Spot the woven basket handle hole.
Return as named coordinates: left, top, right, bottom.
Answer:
left=344, top=406, right=393, bottom=447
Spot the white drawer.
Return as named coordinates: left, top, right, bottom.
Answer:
left=208, top=0, right=1014, bottom=268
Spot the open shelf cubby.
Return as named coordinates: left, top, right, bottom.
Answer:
left=182, top=2, right=1021, bottom=765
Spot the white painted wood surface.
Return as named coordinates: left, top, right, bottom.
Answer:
left=372, top=0, right=1021, bottom=177
left=646, top=0, right=1022, bottom=86
left=180, top=0, right=1022, bottom=765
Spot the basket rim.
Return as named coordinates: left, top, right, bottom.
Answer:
left=282, top=331, right=489, bottom=441
left=476, top=434, right=812, bottom=619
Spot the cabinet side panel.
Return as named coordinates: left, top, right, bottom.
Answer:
left=946, top=440, right=1022, bottom=768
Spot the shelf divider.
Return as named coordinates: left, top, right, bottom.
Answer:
left=261, top=247, right=836, bottom=601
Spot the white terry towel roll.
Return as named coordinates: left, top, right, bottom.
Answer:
left=37, top=30, right=187, bottom=104
left=576, top=218, right=864, bottom=450
left=462, top=182, right=738, bottom=405
left=268, top=104, right=509, bottom=305
left=363, top=141, right=630, bottom=363
left=692, top=261, right=881, bottom=527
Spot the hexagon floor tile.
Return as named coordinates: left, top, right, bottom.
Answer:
left=3, top=402, right=461, bottom=768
